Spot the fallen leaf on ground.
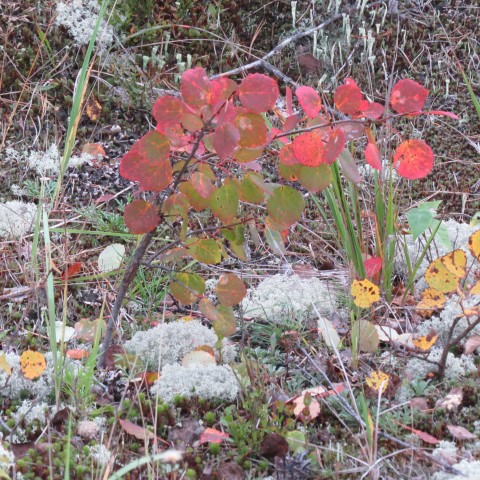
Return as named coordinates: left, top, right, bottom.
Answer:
left=351, top=279, right=380, bottom=308
left=409, top=397, right=430, bottom=412
left=66, top=349, right=90, bottom=360
left=365, top=370, right=390, bottom=394
left=182, top=350, right=216, bottom=367
left=60, top=262, right=82, bottom=280
left=20, top=350, right=47, bottom=380
left=119, top=419, right=155, bottom=440
left=412, top=331, right=438, bottom=351
left=397, top=422, right=439, bottom=444
left=199, top=428, right=230, bottom=445
left=447, top=425, right=476, bottom=441
left=0, top=353, right=12, bottom=376
left=435, top=387, right=463, bottom=411
left=464, top=335, right=480, bottom=355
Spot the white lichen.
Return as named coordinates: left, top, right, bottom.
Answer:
left=433, top=460, right=480, bottom=480
left=89, top=444, right=112, bottom=466
left=124, top=319, right=237, bottom=370
left=56, top=0, right=115, bottom=49
left=10, top=400, right=49, bottom=444
left=0, top=201, right=37, bottom=238
left=0, top=352, right=54, bottom=400
left=27, top=144, right=60, bottom=175
left=241, top=274, right=338, bottom=322
left=0, top=438, right=14, bottom=470
left=404, top=347, right=477, bottom=381
left=68, top=152, right=94, bottom=168
left=151, top=364, right=239, bottom=403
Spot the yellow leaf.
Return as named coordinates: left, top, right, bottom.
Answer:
left=469, top=280, right=480, bottom=295
left=85, top=95, right=102, bottom=122
left=351, top=279, right=380, bottom=308
left=365, top=370, right=390, bottom=394
left=424, top=250, right=466, bottom=293
left=413, top=332, right=438, bottom=351
left=0, top=353, right=12, bottom=376
left=416, top=288, right=446, bottom=317
left=19, top=350, right=47, bottom=380
left=469, top=230, right=480, bottom=261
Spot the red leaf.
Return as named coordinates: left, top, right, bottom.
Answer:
left=323, top=128, right=346, bottom=164
left=292, top=131, right=324, bottom=166
left=360, top=101, right=384, bottom=120
left=120, top=131, right=172, bottom=192
left=119, top=419, right=155, bottom=440
left=210, top=77, right=237, bottom=104
left=199, top=428, right=230, bottom=445
left=238, top=73, right=279, bottom=113
left=334, top=78, right=363, bottom=115
left=393, top=139, right=434, bottom=180
left=283, top=114, right=301, bottom=134
left=152, top=96, right=185, bottom=132
left=95, top=193, right=115, bottom=204
left=390, top=79, right=428, bottom=115
left=190, top=172, right=216, bottom=199
left=213, top=122, right=240, bottom=159
left=398, top=422, right=439, bottom=444
left=364, top=257, right=382, bottom=277
left=181, top=68, right=212, bottom=108
left=124, top=200, right=160, bottom=234
left=60, top=262, right=82, bottom=280
left=364, top=143, right=382, bottom=170
left=234, top=112, right=267, bottom=148
left=296, top=86, right=322, bottom=118
left=278, top=143, right=297, bottom=166
left=286, top=86, right=293, bottom=116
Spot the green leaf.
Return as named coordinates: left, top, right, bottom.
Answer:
left=209, top=184, right=239, bottom=223
left=298, top=164, right=332, bottom=193
left=185, top=238, right=222, bottom=264
left=408, top=208, right=434, bottom=240
left=170, top=273, right=205, bottom=305
left=267, top=185, right=305, bottom=228
left=200, top=299, right=236, bottom=338
left=240, top=173, right=265, bottom=204
left=432, top=220, right=452, bottom=250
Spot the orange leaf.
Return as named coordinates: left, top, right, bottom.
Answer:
left=334, top=78, right=363, bottom=115
left=468, top=230, right=480, bottom=261
left=390, top=79, right=428, bottom=115
left=292, top=131, right=324, bottom=166
left=393, top=139, right=434, bottom=180
left=200, top=428, right=230, bottom=445
left=66, top=349, right=90, bottom=360
left=60, top=262, right=82, bottom=280
left=412, top=332, right=438, bottom=351
left=20, top=350, right=47, bottom=380
left=119, top=419, right=155, bottom=440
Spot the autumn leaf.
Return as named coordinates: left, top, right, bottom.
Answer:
left=181, top=67, right=212, bottom=108
left=82, top=143, right=105, bottom=158
left=170, top=272, right=205, bottom=305
left=85, top=94, right=102, bottom=121
left=396, top=422, right=439, bottom=445
left=20, top=350, right=47, bottom=380
left=468, top=230, right=480, bottom=260
left=292, top=131, right=325, bottom=166
left=267, top=185, right=305, bottom=229
left=199, top=428, right=230, bottom=445
left=60, top=262, right=82, bottom=280
left=323, top=128, right=346, bottom=165
left=393, top=139, right=434, bottom=180
left=213, top=122, right=240, bottom=159
left=238, top=73, right=279, bottom=113
left=119, top=419, right=155, bottom=440
left=152, top=96, right=185, bottom=132
left=0, top=353, right=12, bottom=376
left=216, top=273, right=247, bottom=306
left=296, top=85, right=322, bottom=118
left=470, top=280, right=480, bottom=295
left=424, top=250, right=466, bottom=293
left=124, top=200, right=160, bottom=234
left=390, top=79, right=428, bottom=115
left=364, top=143, right=382, bottom=170
left=464, top=335, right=480, bottom=355
left=66, top=349, right=90, bottom=360
left=364, top=256, right=382, bottom=277
left=412, top=331, right=438, bottom=351
left=182, top=350, right=216, bottom=367
left=447, top=425, right=476, bottom=441
left=416, top=287, right=446, bottom=317
left=234, top=112, right=267, bottom=148
left=365, top=370, right=390, bottom=394
left=334, top=78, right=363, bottom=115
left=351, top=279, right=380, bottom=308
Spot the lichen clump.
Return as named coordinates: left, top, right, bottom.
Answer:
left=151, top=364, right=239, bottom=403
left=0, top=201, right=37, bottom=239
left=124, top=319, right=236, bottom=370
left=241, top=274, right=338, bottom=322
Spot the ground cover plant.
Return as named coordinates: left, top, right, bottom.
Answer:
left=1, top=0, right=479, bottom=479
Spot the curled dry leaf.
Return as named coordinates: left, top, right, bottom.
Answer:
left=119, top=419, right=155, bottom=440
left=435, top=387, right=463, bottom=411
left=447, top=425, right=476, bottom=441
left=464, top=335, right=480, bottom=355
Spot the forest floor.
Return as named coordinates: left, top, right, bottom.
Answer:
left=0, top=1, right=479, bottom=479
